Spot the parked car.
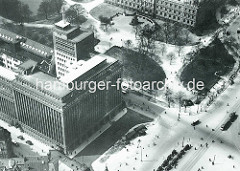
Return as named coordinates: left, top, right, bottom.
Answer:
left=17, top=135, right=24, bottom=140
left=26, top=140, right=33, bottom=145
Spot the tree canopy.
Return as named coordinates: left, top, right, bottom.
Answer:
left=0, top=0, right=32, bottom=23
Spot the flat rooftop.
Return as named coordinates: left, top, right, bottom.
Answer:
left=55, top=20, right=71, bottom=29
left=72, top=30, right=93, bottom=43
left=0, top=66, right=17, bottom=81
left=18, top=59, right=38, bottom=70
left=60, top=55, right=107, bottom=84
left=19, top=71, right=71, bottom=98
left=0, top=28, right=19, bottom=44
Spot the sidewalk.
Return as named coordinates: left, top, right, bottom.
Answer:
left=68, top=108, right=127, bottom=159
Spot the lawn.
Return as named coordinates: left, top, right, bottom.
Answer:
left=180, top=38, right=235, bottom=92
left=0, top=23, right=53, bottom=47
left=105, top=46, right=166, bottom=87
left=90, top=3, right=126, bottom=20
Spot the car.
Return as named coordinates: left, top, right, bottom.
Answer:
left=17, top=135, right=24, bottom=140
left=26, top=140, right=33, bottom=145
left=191, top=120, right=201, bottom=126
left=220, top=121, right=232, bottom=131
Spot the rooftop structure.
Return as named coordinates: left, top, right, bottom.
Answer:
left=53, top=20, right=94, bottom=78
left=60, top=55, right=107, bottom=84
left=0, top=28, right=54, bottom=75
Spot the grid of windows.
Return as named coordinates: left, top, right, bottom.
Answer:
left=105, top=0, right=199, bottom=26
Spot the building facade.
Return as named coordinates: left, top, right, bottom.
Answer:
left=0, top=22, right=123, bottom=154
left=105, top=0, right=200, bottom=26
left=53, top=20, right=94, bottom=78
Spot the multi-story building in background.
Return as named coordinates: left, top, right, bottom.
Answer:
left=0, top=18, right=123, bottom=154
left=0, top=127, right=13, bottom=158
left=105, top=0, right=200, bottom=26
left=53, top=20, right=94, bottom=78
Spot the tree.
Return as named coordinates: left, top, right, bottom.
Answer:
left=20, top=3, right=32, bottom=23
left=172, top=23, right=179, bottom=44
left=178, top=46, right=183, bottom=57
left=99, top=15, right=112, bottom=31
left=163, top=22, right=171, bottom=43
left=165, top=87, right=173, bottom=108
left=38, top=0, right=51, bottom=19
left=124, top=40, right=132, bottom=49
left=130, top=15, right=140, bottom=26
left=159, top=44, right=166, bottom=56
left=65, top=5, right=86, bottom=25
left=167, top=52, right=175, bottom=65
left=184, top=30, right=190, bottom=44
left=175, top=91, right=185, bottom=112
left=137, top=24, right=155, bottom=55
left=50, top=0, right=63, bottom=14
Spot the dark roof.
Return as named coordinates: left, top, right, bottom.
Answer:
left=0, top=28, right=53, bottom=62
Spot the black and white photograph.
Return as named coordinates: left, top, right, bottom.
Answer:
left=0, top=0, right=240, bottom=170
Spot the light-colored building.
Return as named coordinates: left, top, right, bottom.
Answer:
left=59, top=157, right=89, bottom=171
left=53, top=20, right=94, bottom=78
left=105, top=0, right=200, bottom=26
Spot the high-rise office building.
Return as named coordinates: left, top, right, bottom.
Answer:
left=0, top=20, right=123, bottom=154
left=53, top=20, right=94, bottom=78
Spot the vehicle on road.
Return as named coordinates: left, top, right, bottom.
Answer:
left=17, top=135, right=24, bottom=140
left=26, top=140, right=33, bottom=145
left=191, top=120, right=201, bottom=126
left=220, top=121, right=232, bottom=131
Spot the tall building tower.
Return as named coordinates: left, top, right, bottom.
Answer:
left=53, top=14, right=94, bottom=78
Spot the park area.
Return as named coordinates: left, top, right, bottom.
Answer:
left=180, top=38, right=235, bottom=92
left=105, top=46, right=166, bottom=87
left=90, top=3, right=126, bottom=20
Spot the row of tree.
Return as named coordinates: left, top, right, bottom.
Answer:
left=38, top=0, right=63, bottom=19
left=0, top=0, right=32, bottom=23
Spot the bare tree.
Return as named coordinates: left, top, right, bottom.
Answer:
left=164, top=87, right=173, bottom=108
left=124, top=40, right=132, bottom=49
left=172, top=23, right=179, bottom=44
left=175, top=91, right=185, bottom=112
left=178, top=46, right=183, bottom=57
left=167, top=52, right=175, bottom=65
left=65, top=5, right=85, bottom=25
left=38, top=0, right=51, bottom=19
left=163, top=22, right=171, bottom=43
left=183, top=30, right=190, bottom=44
left=159, top=44, right=166, bottom=56
left=137, top=24, right=155, bottom=55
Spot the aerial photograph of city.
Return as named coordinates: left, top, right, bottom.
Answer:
left=0, top=0, right=240, bottom=170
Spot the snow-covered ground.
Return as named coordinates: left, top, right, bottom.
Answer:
left=0, top=119, right=52, bottom=156
left=92, top=71, right=240, bottom=171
